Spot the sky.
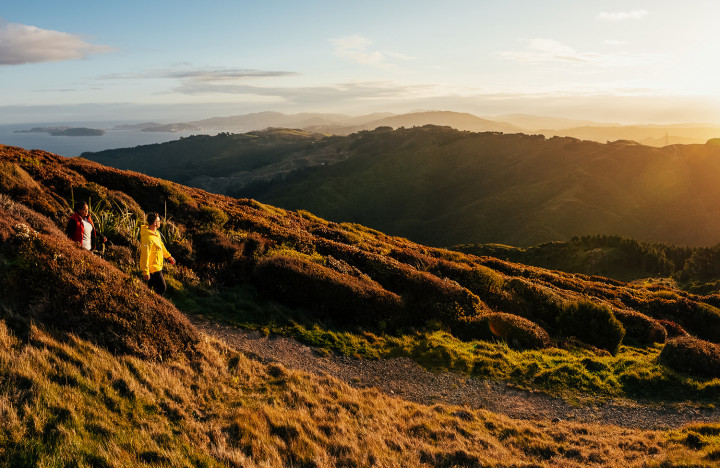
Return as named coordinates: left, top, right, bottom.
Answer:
left=2, top=0, right=720, bottom=125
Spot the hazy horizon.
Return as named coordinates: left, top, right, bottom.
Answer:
left=3, top=1, right=720, bottom=126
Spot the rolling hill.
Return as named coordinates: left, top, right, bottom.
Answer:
left=110, top=109, right=720, bottom=146
left=3, top=142, right=720, bottom=464
left=86, top=125, right=720, bottom=248
left=302, top=110, right=524, bottom=135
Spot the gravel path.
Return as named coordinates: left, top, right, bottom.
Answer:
left=190, top=316, right=720, bottom=430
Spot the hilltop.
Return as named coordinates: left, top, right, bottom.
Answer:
left=86, top=125, right=720, bottom=248
left=2, top=143, right=720, bottom=465
left=99, top=110, right=720, bottom=146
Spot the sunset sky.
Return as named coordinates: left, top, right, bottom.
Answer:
left=3, top=0, right=720, bottom=124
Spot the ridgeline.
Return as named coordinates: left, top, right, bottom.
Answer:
left=84, top=125, right=720, bottom=248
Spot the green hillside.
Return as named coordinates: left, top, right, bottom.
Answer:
left=84, top=125, right=720, bottom=248
left=3, top=143, right=720, bottom=465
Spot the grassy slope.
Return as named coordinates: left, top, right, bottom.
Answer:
left=2, top=144, right=720, bottom=465
left=9, top=323, right=720, bottom=467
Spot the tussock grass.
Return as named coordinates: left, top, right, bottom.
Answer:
left=1, top=320, right=718, bottom=467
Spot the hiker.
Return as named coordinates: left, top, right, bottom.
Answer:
left=140, top=212, right=176, bottom=295
left=66, top=201, right=106, bottom=251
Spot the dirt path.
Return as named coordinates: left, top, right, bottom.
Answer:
left=189, top=316, right=720, bottom=430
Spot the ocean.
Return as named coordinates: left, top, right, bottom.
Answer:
left=0, top=122, right=209, bottom=158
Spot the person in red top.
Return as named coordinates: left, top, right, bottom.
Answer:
left=65, top=201, right=106, bottom=250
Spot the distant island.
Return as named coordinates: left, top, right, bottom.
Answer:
left=14, top=126, right=105, bottom=137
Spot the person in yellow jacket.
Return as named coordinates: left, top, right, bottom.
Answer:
left=140, top=212, right=175, bottom=295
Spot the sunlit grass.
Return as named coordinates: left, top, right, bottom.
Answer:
left=3, top=320, right=720, bottom=467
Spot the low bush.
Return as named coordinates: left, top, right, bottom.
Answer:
left=657, top=319, right=689, bottom=338
left=198, top=205, right=229, bottom=230
left=326, top=249, right=485, bottom=325
left=558, top=300, right=625, bottom=355
left=310, top=225, right=363, bottom=245
left=169, top=239, right=193, bottom=265
left=660, top=336, right=720, bottom=378
left=640, top=297, right=720, bottom=343
left=430, top=261, right=508, bottom=306
left=613, top=309, right=666, bottom=345
left=452, top=313, right=550, bottom=349
left=192, top=231, right=240, bottom=264
left=685, top=302, right=720, bottom=343
left=504, top=278, right=566, bottom=327
left=105, top=244, right=135, bottom=270
left=251, top=254, right=404, bottom=326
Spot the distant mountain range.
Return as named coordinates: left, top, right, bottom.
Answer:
left=108, top=110, right=720, bottom=146
left=83, top=125, right=720, bottom=248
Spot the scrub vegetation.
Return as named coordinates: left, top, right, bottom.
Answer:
left=1, top=143, right=720, bottom=465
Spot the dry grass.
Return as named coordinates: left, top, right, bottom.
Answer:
left=1, top=321, right=718, bottom=467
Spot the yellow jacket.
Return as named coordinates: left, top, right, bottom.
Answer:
left=139, top=225, right=171, bottom=275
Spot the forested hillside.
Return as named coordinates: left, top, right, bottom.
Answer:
left=86, top=125, right=720, bottom=248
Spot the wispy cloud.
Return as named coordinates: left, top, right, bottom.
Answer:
left=0, top=18, right=113, bottom=66
left=498, top=38, right=599, bottom=63
left=331, top=35, right=412, bottom=67
left=168, top=79, right=445, bottom=110
left=497, top=38, right=663, bottom=66
left=597, top=10, right=649, bottom=21
left=99, top=68, right=297, bottom=81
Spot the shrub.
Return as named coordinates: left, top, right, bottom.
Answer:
left=431, top=261, right=507, bottom=307
left=193, top=231, right=239, bottom=264
left=558, top=300, right=625, bottom=355
left=660, top=336, right=720, bottom=378
left=199, top=205, right=229, bottom=230
left=641, top=298, right=720, bottom=343
left=310, top=225, right=362, bottom=245
left=170, top=239, right=193, bottom=266
left=0, top=197, right=63, bottom=237
left=504, top=278, right=566, bottom=328
left=240, top=232, right=268, bottom=259
left=251, top=255, right=404, bottom=326
left=657, top=319, right=689, bottom=338
left=105, top=245, right=135, bottom=270
left=614, top=309, right=666, bottom=345
left=685, top=302, right=720, bottom=343
left=323, top=248, right=485, bottom=326
left=452, top=313, right=550, bottom=349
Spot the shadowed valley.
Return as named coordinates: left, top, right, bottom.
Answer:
left=85, top=125, right=720, bottom=248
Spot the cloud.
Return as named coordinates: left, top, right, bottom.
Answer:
left=497, top=38, right=663, bottom=66
left=331, top=35, right=412, bottom=67
left=0, top=18, right=113, bottom=66
left=498, top=39, right=603, bottom=63
left=171, top=79, right=439, bottom=107
left=99, top=68, right=297, bottom=81
left=597, top=10, right=649, bottom=21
